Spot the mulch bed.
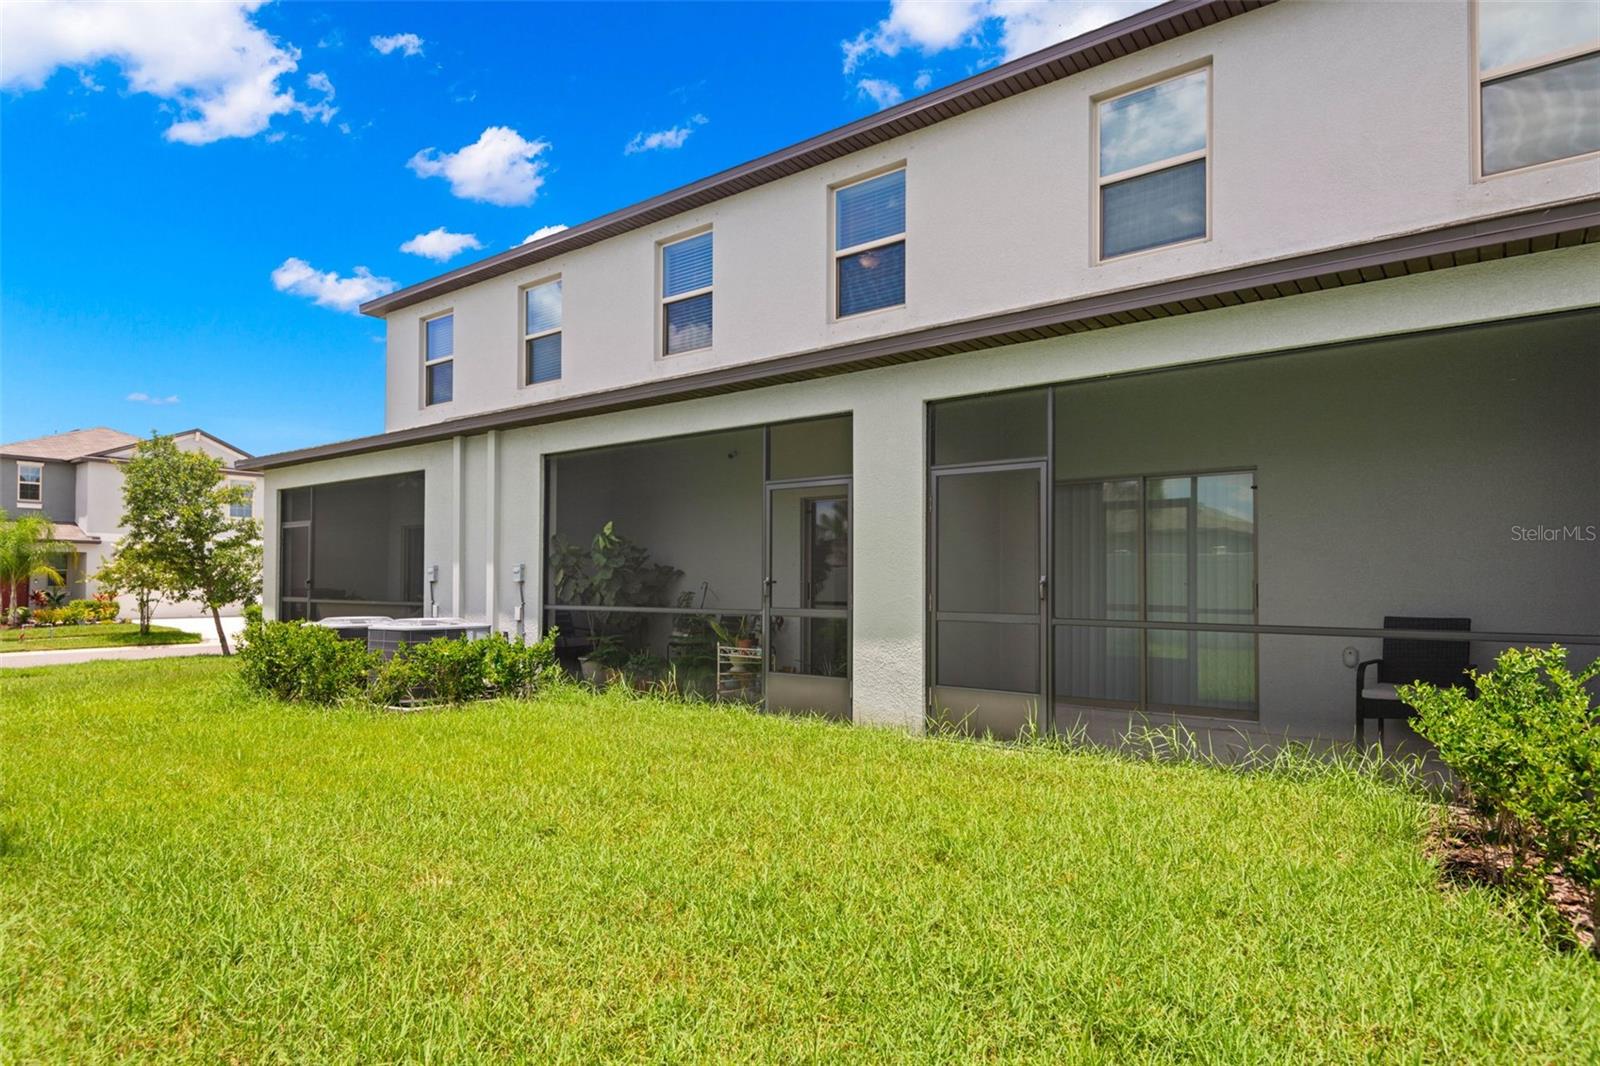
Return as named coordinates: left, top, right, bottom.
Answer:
left=1429, top=802, right=1595, bottom=954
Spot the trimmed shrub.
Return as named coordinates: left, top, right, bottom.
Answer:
left=30, top=607, right=58, bottom=626
left=237, top=614, right=377, bottom=705
left=371, top=631, right=559, bottom=706
left=1402, top=646, right=1600, bottom=952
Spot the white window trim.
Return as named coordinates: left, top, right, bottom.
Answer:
left=421, top=310, right=454, bottom=407
left=659, top=228, right=713, bottom=357
left=1471, top=1, right=1600, bottom=180
left=831, top=165, right=908, bottom=321
left=16, top=462, right=42, bottom=508
left=520, top=275, right=563, bottom=387
left=1091, top=61, right=1213, bottom=265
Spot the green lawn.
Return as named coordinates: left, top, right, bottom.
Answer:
left=2, top=660, right=1595, bottom=1061
left=0, top=622, right=201, bottom=652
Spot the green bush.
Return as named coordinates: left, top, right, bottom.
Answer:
left=371, top=631, right=558, bottom=707
left=237, top=614, right=377, bottom=705
left=30, top=607, right=58, bottom=626
left=1402, top=646, right=1600, bottom=951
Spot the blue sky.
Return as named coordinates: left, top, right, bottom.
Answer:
left=1, top=1, right=1150, bottom=455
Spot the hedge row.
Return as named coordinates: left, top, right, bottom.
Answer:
left=237, top=610, right=559, bottom=707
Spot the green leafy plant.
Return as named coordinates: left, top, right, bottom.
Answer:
left=0, top=515, right=71, bottom=624
left=709, top=614, right=760, bottom=646
left=1402, top=646, right=1600, bottom=954
left=94, top=545, right=167, bottom=634
left=118, top=434, right=261, bottom=653
left=372, top=633, right=560, bottom=707
left=549, top=521, right=681, bottom=610
left=480, top=629, right=561, bottom=698
left=237, top=610, right=378, bottom=705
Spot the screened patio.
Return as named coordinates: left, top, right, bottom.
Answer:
left=544, top=415, right=852, bottom=719
left=278, top=472, right=426, bottom=621
left=927, top=309, right=1600, bottom=748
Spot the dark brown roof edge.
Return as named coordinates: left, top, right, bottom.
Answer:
left=243, top=198, right=1600, bottom=471
left=359, top=0, right=1270, bottom=318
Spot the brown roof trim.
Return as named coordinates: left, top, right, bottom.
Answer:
left=243, top=198, right=1600, bottom=471
left=359, top=0, right=1272, bottom=318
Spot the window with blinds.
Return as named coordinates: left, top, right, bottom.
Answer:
left=1475, top=0, right=1600, bottom=176
left=834, top=168, right=906, bottom=317
left=423, top=312, right=454, bottom=406
left=524, top=278, right=563, bottom=384
left=1095, top=67, right=1209, bottom=260
left=661, top=231, right=712, bottom=355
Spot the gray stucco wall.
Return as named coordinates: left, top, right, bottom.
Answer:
left=1, top=459, right=76, bottom=523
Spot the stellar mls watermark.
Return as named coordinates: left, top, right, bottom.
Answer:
left=1510, top=524, right=1597, bottom=542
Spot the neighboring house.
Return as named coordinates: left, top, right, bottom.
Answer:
left=0, top=427, right=265, bottom=617
left=242, top=0, right=1600, bottom=748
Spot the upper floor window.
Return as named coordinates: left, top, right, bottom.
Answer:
left=834, top=168, right=906, bottom=317
left=1096, top=66, right=1209, bottom=260
left=423, top=312, right=454, bottom=405
left=524, top=278, right=563, bottom=384
left=661, top=231, right=712, bottom=355
left=228, top=482, right=253, bottom=519
left=1476, top=0, right=1600, bottom=176
left=16, top=462, right=42, bottom=507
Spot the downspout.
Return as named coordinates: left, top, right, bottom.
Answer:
left=452, top=435, right=466, bottom=616
left=485, top=429, right=499, bottom=631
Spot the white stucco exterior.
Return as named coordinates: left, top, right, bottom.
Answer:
left=378, top=0, right=1600, bottom=433
left=266, top=244, right=1600, bottom=735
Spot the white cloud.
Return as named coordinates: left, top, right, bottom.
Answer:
left=624, top=113, right=707, bottom=155
left=370, top=32, right=424, bottom=57
left=913, top=70, right=934, bottom=91
left=271, top=257, right=398, bottom=314
left=856, top=78, right=904, bottom=109
left=306, top=71, right=334, bottom=96
left=400, top=227, right=484, bottom=262
left=126, top=392, right=179, bottom=405
left=408, top=126, right=550, bottom=206
left=1, top=0, right=339, bottom=145
left=521, top=224, right=569, bottom=244
left=842, top=0, right=1157, bottom=71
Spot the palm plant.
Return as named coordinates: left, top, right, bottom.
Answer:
left=0, top=515, right=72, bottom=624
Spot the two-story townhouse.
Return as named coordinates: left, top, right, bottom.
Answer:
left=1, top=427, right=266, bottom=617
left=243, top=0, right=1600, bottom=750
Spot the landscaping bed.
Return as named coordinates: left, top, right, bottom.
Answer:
left=2, top=657, right=1596, bottom=1061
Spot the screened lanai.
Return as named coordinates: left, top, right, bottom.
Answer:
left=927, top=309, right=1600, bottom=747
left=544, top=415, right=852, bottom=719
left=278, top=472, right=426, bottom=621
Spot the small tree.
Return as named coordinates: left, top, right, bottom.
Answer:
left=0, top=516, right=71, bottom=624
left=119, top=434, right=262, bottom=653
left=94, top=544, right=168, bottom=635
left=1404, top=646, right=1600, bottom=956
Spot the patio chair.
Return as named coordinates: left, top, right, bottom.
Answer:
left=1355, top=616, right=1474, bottom=748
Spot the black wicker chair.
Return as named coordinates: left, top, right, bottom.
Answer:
left=1356, top=616, right=1474, bottom=748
